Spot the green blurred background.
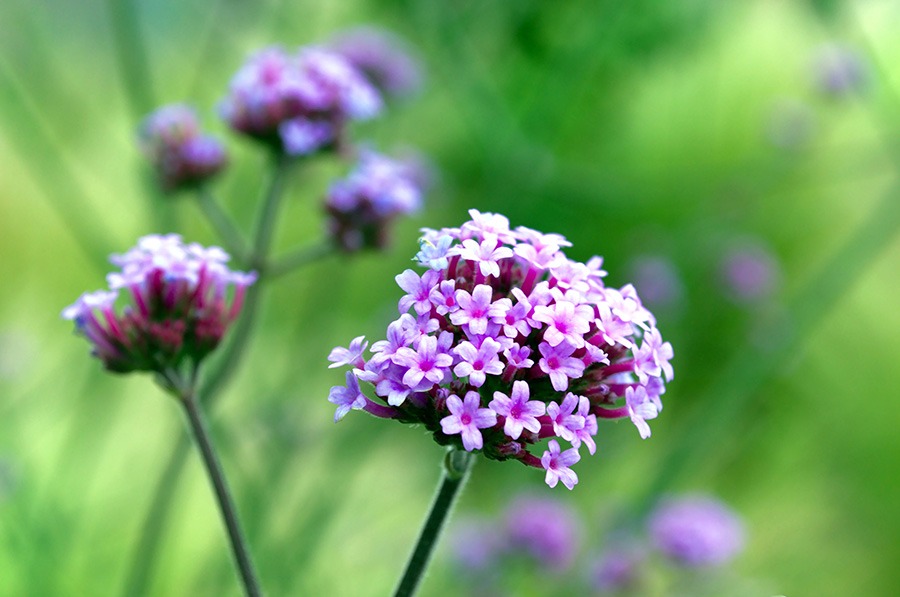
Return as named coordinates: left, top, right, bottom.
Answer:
left=2, top=0, right=900, bottom=595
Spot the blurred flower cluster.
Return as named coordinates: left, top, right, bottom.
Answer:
left=328, top=209, right=674, bottom=489
left=452, top=493, right=746, bottom=595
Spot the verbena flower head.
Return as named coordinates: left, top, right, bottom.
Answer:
left=648, top=495, right=745, bottom=567
left=219, top=45, right=382, bottom=155
left=329, top=26, right=422, bottom=100
left=139, top=104, right=228, bottom=192
left=63, top=234, right=256, bottom=375
left=325, top=149, right=424, bottom=251
left=327, top=210, right=674, bottom=489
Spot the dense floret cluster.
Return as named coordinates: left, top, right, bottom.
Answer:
left=325, top=149, right=424, bottom=251
left=139, top=104, right=228, bottom=192
left=328, top=210, right=673, bottom=489
left=63, top=235, right=256, bottom=374
left=219, top=45, right=381, bottom=155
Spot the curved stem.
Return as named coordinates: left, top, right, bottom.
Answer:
left=180, top=387, right=262, bottom=597
left=121, top=154, right=293, bottom=595
left=250, top=152, right=292, bottom=271
left=267, top=241, right=335, bottom=279
left=394, top=449, right=474, bottom=597
left=196, top=187, right=248, bottom=262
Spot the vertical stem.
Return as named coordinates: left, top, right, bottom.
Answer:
left=251, top=153, right=292, bottom=270
left=394, top=449, right=474, bottom=597
left=196, top=187, right=248, bottom=262
left=180, top=390, right=262, bottom=597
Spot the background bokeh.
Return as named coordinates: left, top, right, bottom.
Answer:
left=2, top=0, right=900, bottom=595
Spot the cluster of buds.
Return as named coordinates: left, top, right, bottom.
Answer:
left=328, top=210, right=673, bottom=489
left=219, top=45, right=382, bottom=156
left=325, top=149, right=424, bottom=251
left=139, top=105, right=228, bottom=192
left=62, top=235, right=256, bottom=375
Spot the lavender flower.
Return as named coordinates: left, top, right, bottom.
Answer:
left=327, top=210, right=674, bottom=489
left=62, top=234, right=256, bottom=374
left=139, top=104, right=227, bottom=192
left=627, top=255, right=684, bottom=309
left=648, top=495, right=745, bottom=567
left=329, top=26, right=423, bottom=100
left=325, top=149, right=425, bottom=251
left=219, top=45, right=382, bottom=155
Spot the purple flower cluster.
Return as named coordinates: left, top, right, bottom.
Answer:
left=648, top=495, right=745, bottom=567
left=328, top=26, right=422, bottom=100
left=325, top=149, right=424, bottom=251
left=219, top=45, right=382, bottom=155
left=328, top=210, right=673, bottom=489
left=139, top=104, right=228, bottom=192
left=63, top=234, right=256, bottom=374
left=452, top=496, right=579, bottom=573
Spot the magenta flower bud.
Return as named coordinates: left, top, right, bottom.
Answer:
left=329, top=26, right=423, bottom=100
left=219, top=45, right=382, bottom=155
left=648, top=495, right=745, bottom=567
left=325, top=149, right=424, bottom=251
left=327, top=210, right=674, bottom=489
left=63, top=234, right=256, bottom=375
left=139, top=104, right=228, bottom=192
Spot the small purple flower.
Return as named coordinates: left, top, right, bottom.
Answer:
left=452, top=236, right=514, bottom=278
left=541, top=440, right=580, bottom=490
left=328, top=371, right=367, bottom=422
left=626, top=386, right=659, bottom=439
left=572, top=396, right=598, bottom=455
left=396, top=269, right=440, bottom=316
left=489, top=380, right=545, bottom=440
left=429, top=280, right=459, bottom=315
left=532, top=300, right=593, bottom=348
left=416, top=235, right=454, bottom=271
left=453, top=338, right=504, bottom=388
left=547, top=393, right=585, bottom=443
left=327, top=335, right=368, bottom=369
left=538, top=342, right=585, bottom=392
left=393, top=334, right=453, bottom=389
left=648, top=495, right=745, bottom=567
left=451, top=285, right=497, bottom=335
left=440, top=391, right=498, bottom=451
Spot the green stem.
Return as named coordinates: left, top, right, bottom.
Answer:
left=121, top=154, right=292, bottom=595
left=196, top=187, right=249, bottom=264
left=267, top=241, right=335, bottom=279
left=250, top=153, right=292, bottom=271
left=394, top=449, right=474, bottom=597
left=180, top=386, right=262, bottom=597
